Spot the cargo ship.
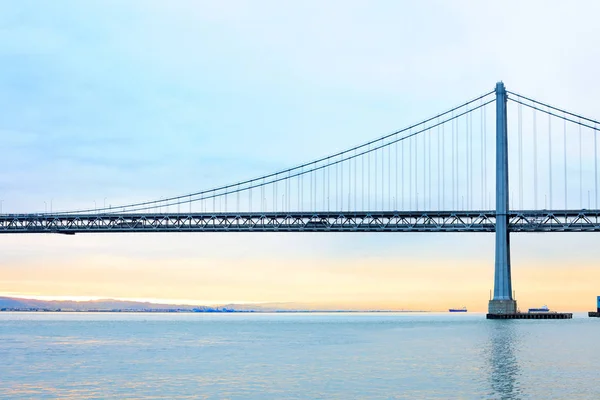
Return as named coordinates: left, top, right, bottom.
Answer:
left=449, top=307, right=467, bottom=312
left=528, top=305, right=550, bottom=313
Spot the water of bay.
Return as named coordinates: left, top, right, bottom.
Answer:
left=1, top=312, right=598, bottom=399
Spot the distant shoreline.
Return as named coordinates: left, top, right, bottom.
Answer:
left=0, top=309, right=431, bottom=313
left=0, top=296, right=432, bottom=313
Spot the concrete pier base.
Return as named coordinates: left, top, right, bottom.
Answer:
left=487, top=312, right=572, bottom=320
left=488, top=299, right=517, bottom=315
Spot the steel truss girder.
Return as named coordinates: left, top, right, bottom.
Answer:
left=2, top=210, right=600, bottom=234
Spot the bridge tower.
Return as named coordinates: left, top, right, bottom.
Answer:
left=488, top=81, right=517, bottom=314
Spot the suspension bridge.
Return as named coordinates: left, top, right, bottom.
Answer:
left=2, top=81, right=599, bottom=314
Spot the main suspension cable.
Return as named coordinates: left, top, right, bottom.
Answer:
left=48, top=92, right=496, bottom=215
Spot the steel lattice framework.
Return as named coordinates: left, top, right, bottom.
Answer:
left=2, top=210, right=600, bottom=234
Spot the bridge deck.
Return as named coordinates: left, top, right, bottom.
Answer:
left=2, top=210, right=600, bottom=234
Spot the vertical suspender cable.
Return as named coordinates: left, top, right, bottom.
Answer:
left=428, top=129, right=432, bottom=210
left=327, top=165, right=330, bottom=212
left=484, top=104, right=488, bottom=209
left=348, top=159, right=351, bottom=212
left=452, top=112, right=455, bottom=209
left=400, top=140, right=406, bottom=211
left=382, top=139, right=385, bottom=211
left=374, top=144, right=377, bottom=210
left=463, top=111, right=467, bottom=209
left=469, top=112, right=475, bottom=209
left=315, top=164, right=318, bottom=211
left=480, top=100, right=484, bottom=209
left=548, top=113, right=552, bottom=209
left=595, top=123, right=598, bottom=209
left=518, top=98, right=523, bottom=209
left=379, top=140, right=383, bottom=211
left=409, top=132, right=412, bottom=210
left=423, top=130, right=426, bottom=210
left=345, top=158, right=348, bottom=211
left=341, top=156, right=344, bottom=211
left=285, top=173, right=288, bottom=212
left=395, top=134, right=398, bottom=210
left=388, top=139, right=391, bottom=210
left=456, top=117, right=460, bottom=208
left=438, top=120, right=441, bottom=210
left=469, top=111, right=473, bottom=209
left=414, top=131, right=418, bottom=210
left=368, top=145, right=371, bottom=210
left=361, top=149, right=364, bottom=210
left=323, top=166, right=325, bottom=212
left=335, top=162, right=338, bottom=211
left=309, top=168, right=313, bottom=212
left=416, top=127, right=420, bottom=211
left=442, top=122, right=445, bottom=210
left=465, top=110, right=469, bottom=209
left=340, top=157, right=343, bottom=211
left=579, top=120, right=583, bottom=208
left=354, top=150, right=357, bottom=211
left=466, top=112, right=469, bottom=209
left=456, top=117, right=459, bottom=209
left=533, top=108, right=538, bottom=209
left=468, top=112, right=472, bottom=209
left=564, top=115, right=567, bottom=209
left=311, top=167, right=315, bottom=212
left=402, top=139, right=405, bottom=210
left=347, top=156, right=350, bottom=212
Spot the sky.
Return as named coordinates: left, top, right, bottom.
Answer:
left=1, top=1, right=600, bottom=311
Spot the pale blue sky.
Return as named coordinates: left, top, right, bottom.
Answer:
left=1, top=1, right=600, bottom=309
left=3, top=0, right=599, bottom=212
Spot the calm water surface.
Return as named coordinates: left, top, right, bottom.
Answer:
left=1, top=312, right=598, bottom=399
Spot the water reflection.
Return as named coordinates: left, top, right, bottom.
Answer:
left=485, top=321, right=522, bottom=399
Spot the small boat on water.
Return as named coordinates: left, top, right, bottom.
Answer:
left=449, top=307, right=467, bottom=312
left=528, top=305, right=550, bottom=313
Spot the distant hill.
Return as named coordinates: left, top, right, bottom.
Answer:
left=0, top=297, right=334, bottom=312
left=0, top=297, right=419, bottom=313
left=0, top=297, right=233, bottom=312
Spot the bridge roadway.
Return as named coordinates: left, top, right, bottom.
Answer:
left=1, top=209, right=600, bottom=234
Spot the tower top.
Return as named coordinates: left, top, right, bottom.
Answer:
left=495, top=81, right=506, bottom=93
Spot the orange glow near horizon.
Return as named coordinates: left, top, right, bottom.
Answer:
left=2, top=254, right=599, bottom=312
left=2, top=233, right=600, bottom=312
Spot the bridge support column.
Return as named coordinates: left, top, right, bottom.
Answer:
left=489, top=81, right=517, bottom=315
